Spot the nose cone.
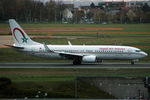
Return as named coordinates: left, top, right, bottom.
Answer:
left=143, top=52, right=148, bottom=57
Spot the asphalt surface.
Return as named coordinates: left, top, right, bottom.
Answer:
left=0, top=63, right=150, bottom=68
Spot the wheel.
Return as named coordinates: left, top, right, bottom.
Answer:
left=131, top=61, right=134, bottom=65
left=97, top=60, right=103, bottom=63
left=73, top=60, right=77, bottom=65
left=73, top=59, right=81, bottom=65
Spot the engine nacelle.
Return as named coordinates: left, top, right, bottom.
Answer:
left=82, top=55, right=97, bottom=63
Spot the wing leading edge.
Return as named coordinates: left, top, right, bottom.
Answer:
left=43, top=43, right=83, bottom=58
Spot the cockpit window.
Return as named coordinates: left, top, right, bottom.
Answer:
left=135, top=50, right=141, bottom=52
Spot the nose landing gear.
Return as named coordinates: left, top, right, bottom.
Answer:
left=131, top=59, right=139, bottom=65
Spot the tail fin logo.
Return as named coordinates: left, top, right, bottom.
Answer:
left=13, top=28, right=28, bottom=43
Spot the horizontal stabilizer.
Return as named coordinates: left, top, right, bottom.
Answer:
left=5, top=45, right=24, bottom=49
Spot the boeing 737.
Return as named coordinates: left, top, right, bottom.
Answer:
left=8, top=19, right=147, bottom=65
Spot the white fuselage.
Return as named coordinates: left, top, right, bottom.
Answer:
left=19, top=45, right=147, bottom=61
left=9, top=19, right=148, bottom=64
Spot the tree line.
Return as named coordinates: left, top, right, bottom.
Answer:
left=0, top=0, right=150, bottom=23
left=0, top=0, right=65, bottom=22
left=81, top=2, right=150, bottom=24
left=92, top=5, right=150, bottom=24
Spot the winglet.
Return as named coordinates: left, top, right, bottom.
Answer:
left=68, top=41, right=72, bottom=46
left=43, top=42, right=54, bottom=52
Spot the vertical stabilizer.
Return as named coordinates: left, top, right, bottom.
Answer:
left=9, top=19, right=40, bottom=46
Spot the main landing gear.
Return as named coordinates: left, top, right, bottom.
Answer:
left=131, top=61, right=135, bottom=65
left=73, top=59, right=81, bottom=65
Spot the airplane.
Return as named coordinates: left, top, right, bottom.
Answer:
left=8, top=19, right=148, bottom=65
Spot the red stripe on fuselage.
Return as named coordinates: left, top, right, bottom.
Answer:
left=30, top=52, right=139, bottom=55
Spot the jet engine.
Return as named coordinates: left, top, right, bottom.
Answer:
left=82, top=55, right=97, bottom=63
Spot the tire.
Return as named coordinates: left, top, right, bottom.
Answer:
left=131, top=61, right=134, bottom=65
left=73, top=59, right=81, bottom=65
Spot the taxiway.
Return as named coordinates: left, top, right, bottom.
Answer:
left=0, top=63, right=150, bottom=68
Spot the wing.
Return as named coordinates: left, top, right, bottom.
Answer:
left=43, top=43, right=84, bottom=58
